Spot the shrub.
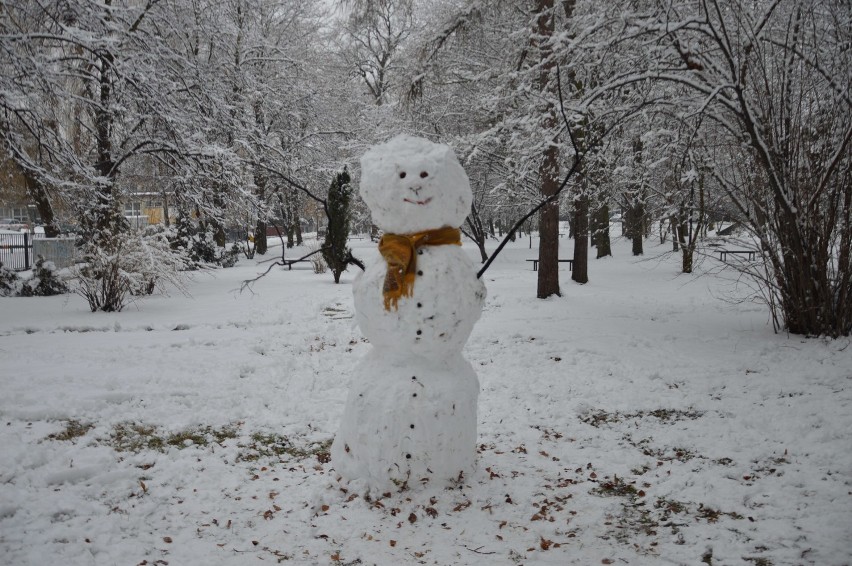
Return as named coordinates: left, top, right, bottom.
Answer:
left=19, top=256, right=69, bottom=297
left=73, top=230, right=188, bottom=312
left=0, top=261, right=20, bottom=297
left=322, top=168, right=352, bottom=284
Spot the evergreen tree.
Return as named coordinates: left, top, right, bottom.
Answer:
left=322, top=168, right=352, bottom=284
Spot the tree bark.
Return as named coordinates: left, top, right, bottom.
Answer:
left=534, top=0, right=560, bottom=298
left=571, top=194, right=589, bottom=283
left=22, top=168, right=60, bottom=237
left=594, top=203, right=611, bottom=258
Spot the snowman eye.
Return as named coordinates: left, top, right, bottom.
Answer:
left=399, top=172, right=407, bottom=179
left=420, top=171, right=428, bottom=178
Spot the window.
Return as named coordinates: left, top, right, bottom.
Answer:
left=124, top=202, right=142, bottom=216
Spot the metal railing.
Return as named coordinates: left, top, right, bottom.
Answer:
left=0, top=233, right=77, bottom=271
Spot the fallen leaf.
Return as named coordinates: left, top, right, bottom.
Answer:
left=540, top=537, right=553, bottom=550
left=162, top=537, right=172, bottom=544
left=389, top=540, right=397, bottom=547
left=408, top=512, right=417, bottom=524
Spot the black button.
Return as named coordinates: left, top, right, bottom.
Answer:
left=410, top=424, right=415, bottom=429
left=417, top=303, right=422, bottom=308
left=417, top=249, right=423, bottom=255
left=417, top=270, right=423, bottom=276
left=416, top=330, right=422, bottom=335
left=412, top=393, right=417, bottom=397
left=411, top=376, right=416, bottom=380
left=406, top=453, right=412, bottom=459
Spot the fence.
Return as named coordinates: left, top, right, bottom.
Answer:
left=0, top=233, right=77, bottom=271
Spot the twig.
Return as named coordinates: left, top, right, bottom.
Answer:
left=463, top=545, right=496, bottom=555
left=240, top=248, right=324, bottom=292
left=477, top=64, right=583, bottom=279
left=239, top=245, right=364, bottom=292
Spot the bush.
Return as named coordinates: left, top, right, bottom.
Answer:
left=0, top=261, right=20, bottom=297
left=73, top=230, right=188, bottom=312
left=322, top=168, right=352, bottom=284
left=19, top=256, right=69, bottom=297
left=169, top=212, right=238, bottom=269
left=221, top=243, right=241, bottom=268
left=309, top=244, right=327, bottom=274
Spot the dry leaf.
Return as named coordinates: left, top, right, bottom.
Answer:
left=162, top=537, right=172, bottom=544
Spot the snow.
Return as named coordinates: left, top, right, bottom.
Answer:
left=1, top=235, right=850, bottom=565
left=333, top=136, right=486, bottom=493
left=359, top=135, right=472, bottom=234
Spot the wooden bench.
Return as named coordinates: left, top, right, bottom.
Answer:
left=284, top=259, right=311, bottom=270
left=718, top=250, right=757, bottom=261
left=527, top=259, right=573, bottom=271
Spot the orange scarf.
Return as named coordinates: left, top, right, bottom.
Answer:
left=378, top=227, right=462, bottom=311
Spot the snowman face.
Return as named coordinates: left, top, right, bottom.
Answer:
left=360, top=135, right=472, bottom=234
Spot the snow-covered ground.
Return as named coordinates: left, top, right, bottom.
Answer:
left=1, top=235, right=849, bottom=565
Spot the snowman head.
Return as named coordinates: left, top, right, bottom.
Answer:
left=360, top=134, right=472, bottom=234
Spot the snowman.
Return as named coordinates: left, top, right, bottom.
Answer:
left=331, top=134, right=486, bottom=494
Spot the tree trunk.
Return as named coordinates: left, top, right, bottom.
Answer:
left=253, top=169, right=268, bottom=255
left=625, top=202, right=644, bottom=256
left=594, top=203, right=611, bottom=258
left=572, top=194, right=589, bottom=283
left=22, top=168, right=60, bottom=237
left=255, top=219, right=268, bottom=255
left=534, top=0, right=560, bottom=298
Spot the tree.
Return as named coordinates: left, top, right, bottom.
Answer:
left=322, top=168, right=353, bottom=283
left=608, top=0, right=852, bottom=336
left=338, top=0, right=414, bottom=107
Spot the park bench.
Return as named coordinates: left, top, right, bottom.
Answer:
left=527, top=258, right=573, bottom=271
left=718, top=249, right=757, bottom=261
left=283, top=259, right=312, bottom=270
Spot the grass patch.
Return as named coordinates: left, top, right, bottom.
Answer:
left=46, top=419, right=94, bottom=441
left=237, top=433, right=332, bottom=463
left=592, top=476, right=643, bottom=500
left=581, top=408, right=705, bottom=428
left=106, top=422, right=238, bottom=453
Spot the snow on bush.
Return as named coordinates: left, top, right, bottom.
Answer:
left=19, top=256, right=69, bottom=297
left=0, top=261, right=20, bottom=296
left=72, top=230, right=189, bottom=312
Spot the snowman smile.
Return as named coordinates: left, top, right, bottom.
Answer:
left=404, top=197, right=433, bottom=206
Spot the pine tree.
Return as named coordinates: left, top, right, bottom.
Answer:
left=322, top=168, right=352, bottom=284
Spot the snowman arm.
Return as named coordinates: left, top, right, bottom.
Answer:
left=476, top=65, right=583, bottom=280
left=346, top=250, right=365, bottom=271
left=476, top=154, right=582, bottom=279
